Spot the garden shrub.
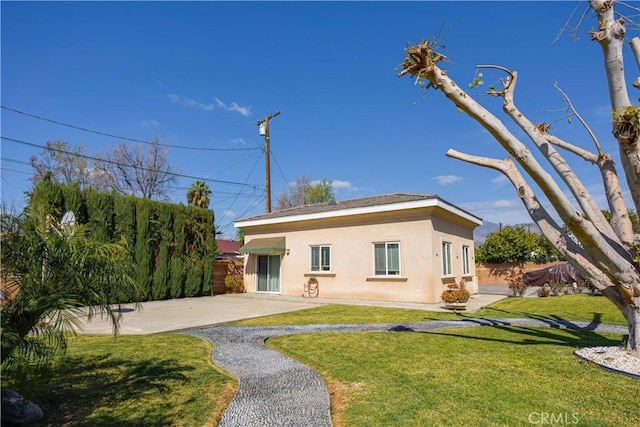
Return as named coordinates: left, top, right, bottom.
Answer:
left=538, top=285, right=551, bottom=297
left=225, top=274, right=246, bottom=293
left=441, top=288, right=470, bottom=304
left=549, top=282, right=564, bottom=296
left=508, top=282, right=527, bottom=297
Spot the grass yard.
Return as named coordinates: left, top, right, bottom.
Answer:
left=4, top=295, right=632, bottom=426
left=232, top=294, right=627, bottom=327
left=7, top=334, right=236, bottom=427
left=269, top=327, right=638, bottom=427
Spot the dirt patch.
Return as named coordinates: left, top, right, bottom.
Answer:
left=326, top=378, right=368, bottom=427
left=206, top=382, right=238, bottom=427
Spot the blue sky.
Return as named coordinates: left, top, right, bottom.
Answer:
left=2, top=1, right=638, bottom=239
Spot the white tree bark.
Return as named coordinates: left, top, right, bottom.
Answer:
left=400, top=0, right=640, bottom=354
left=544, top=84, right=634, bottom=246
left=590, top=1, right=640, bottom=217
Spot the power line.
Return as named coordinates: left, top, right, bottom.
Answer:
left=210, top=151, right=262, bottom=179
left=0, top=167, right=31, bottom=175
left=2, top=136, right=264, bottom=189
left=216, top=149, right=264, bottom=233
left=216, top=193, right=266, bottom=237
left=270, top=148, right=294, bottom=196
left=1, top=157, right=31, bottom=166
left=1, top=105, right=260, bottom=152
left=166, top=184, right=261, bottom=197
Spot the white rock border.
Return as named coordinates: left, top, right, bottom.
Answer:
left=574, top=346, right=640, bottom=379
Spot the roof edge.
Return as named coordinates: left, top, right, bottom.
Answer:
left=235, top=197, right=482, bottom=228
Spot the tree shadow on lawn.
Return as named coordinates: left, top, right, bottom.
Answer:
left=421, top=306, right=611, bottom=330
left=414, top=308, right=626, bottom=348
left=414, top=314, right=622, bottom=349
left=421, top=324, right=622, bottom=349
left=22, top=355, right=193, bottom=427
left=468, top=306, right=606, bottom=328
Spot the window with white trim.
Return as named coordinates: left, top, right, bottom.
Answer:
left=374, top=242, right=400, bottom=276
left=462, top=245, right=471, bottom=275
left=310, top=245, right=331, bottom=272
left=442, top=241, right=452, bottom=276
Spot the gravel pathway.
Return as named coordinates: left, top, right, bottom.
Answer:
left=185, top=319, right=628, bottom=427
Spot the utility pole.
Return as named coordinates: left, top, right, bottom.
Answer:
left=256, top=111, right=281, bottom=213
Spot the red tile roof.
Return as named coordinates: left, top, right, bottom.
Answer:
left=217, top=239, right=240, bottom=254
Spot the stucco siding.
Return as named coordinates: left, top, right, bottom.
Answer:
left=431, top=214, right=478, bottom=299
left=241, top=206, right=478, bottom=304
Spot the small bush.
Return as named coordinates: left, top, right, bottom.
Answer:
left=224, top=274, right=245, bottom=293
left=549, top=282, right=564, bottom=296
left=508, top=282, right=527, bottom=298
left=441, top=288, right=470, bottom=304
left=537, top=285, right=550, bottom=297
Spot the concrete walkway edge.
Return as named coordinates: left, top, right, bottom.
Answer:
left=72, top=293, right=507, bottom=335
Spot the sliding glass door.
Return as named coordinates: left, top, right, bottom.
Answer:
left=256, top=255, right=281, bottom=293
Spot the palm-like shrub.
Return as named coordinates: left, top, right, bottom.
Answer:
left=0, top=210, right=141, bottom=389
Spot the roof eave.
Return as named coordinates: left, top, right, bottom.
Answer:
left=235, top=198, right=482, bottom=229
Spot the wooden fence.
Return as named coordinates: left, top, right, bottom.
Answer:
left=476, top=261, right=566, bottom=285
left=212, top=258, right=244, bottom=295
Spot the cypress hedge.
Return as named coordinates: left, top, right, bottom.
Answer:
left=114, top=195, right=137, bottom=260
left=135, top=198, right=154, bottom=300
left=27, top=181, right=217, bottom=302
left=152, top=204, right=172, bottom=300
left=85, top=189, right=114, bottom=243
left=169, top=205, right=186, bottom=298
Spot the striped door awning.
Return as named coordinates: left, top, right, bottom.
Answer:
left=239, top=237, right=286, bottom=255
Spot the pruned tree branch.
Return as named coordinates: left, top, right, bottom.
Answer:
left=500, top=70, right=622, bottom=250
left=401, top=1, right=640, bottom=351
left=401, top=43, right=639, bottom=283
left=553, top=83, right=604, bottom=155
left=446, top=148, right=618, bottom=291
left=631, top=37, right=640, bottom=89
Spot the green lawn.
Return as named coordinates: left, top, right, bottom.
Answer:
left=6, top=295, right=632, bottom=426
left=232, top=294, right=627, bottom=326
left=269, top=327, right=637, bottom=427
left=9, top=334, right=236, bottom=427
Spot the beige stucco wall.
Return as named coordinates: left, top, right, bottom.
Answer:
left=240, top=207, right=478, bottom=304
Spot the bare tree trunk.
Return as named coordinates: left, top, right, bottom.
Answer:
left=399, top=0, right=640, bottom=354
left=602, top=287, right=640, bottom=355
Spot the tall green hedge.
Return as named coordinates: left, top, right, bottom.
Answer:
left=27, top=181, right=217, bottom=302
left=135, top=198, right=154, bottom=299
left=29, top=176, right=64, bottom=222
left=152, top=204, right=172, bottom=300
left=85, top=189, right=114, bottom=242
left=114, top=195, right=137, bottom=260
left=61, top=184, right=88, bottom=224
left=201, top=210, right=216, bottom=295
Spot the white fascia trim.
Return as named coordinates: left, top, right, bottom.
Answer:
left=235, top=199, right=482, bottom=228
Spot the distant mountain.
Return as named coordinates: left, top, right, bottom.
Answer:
left=473, top=221, right=540, bottom=246
left=473, top=221, right=500, bottom=246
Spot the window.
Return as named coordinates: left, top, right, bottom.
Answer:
left=462, top=245, right=470, bottom=275
left=442, top=241, right=452, bottom=276
left=374, top=242, right=400, bottom=276
left=310, top=245, right=331, bottom=271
